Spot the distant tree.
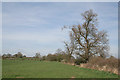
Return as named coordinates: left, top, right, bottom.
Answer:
left=13, top=54, right=18, bottom=58
left=35, top=53, right=41, bottom=58
left=6, top=53, right=12, bottom=58
left=13, top=52, right=23, bottom=58
left=2, top=53, right=12, bottom=58
left=0, top=54, right=1, bottom=59
left=46, top=54, right=57, bottom=61
left=41, top=56, right=46, bottom=60
left=63, top=9, right=109, bottom=63
left=2, top=54, right=7, bottom=59
left=55, top=49, right=71, bottom=62
left=23, top=55, right=26, bottom=58
left=17, top=52, right=23, bottom=58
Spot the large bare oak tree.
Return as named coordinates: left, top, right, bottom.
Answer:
left=64, top=9, right=109, bottom=62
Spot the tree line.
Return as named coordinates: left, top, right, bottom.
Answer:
left=2, top=49, right=73, bottom=62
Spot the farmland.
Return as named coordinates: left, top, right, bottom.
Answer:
left=2, top=59, right=118, bottom=78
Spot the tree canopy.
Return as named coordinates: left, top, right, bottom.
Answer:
left=64, top=9, right=109, bottom=62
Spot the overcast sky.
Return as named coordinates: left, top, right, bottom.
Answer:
left=2, top=2, right=118, bottom=57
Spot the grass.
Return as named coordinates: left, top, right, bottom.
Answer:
left=2, top=59, right=118, bottom=78
left=0, top=59, right=2, bottom=79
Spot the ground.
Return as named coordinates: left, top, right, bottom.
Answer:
left=2, top=59, right=118, bottom=78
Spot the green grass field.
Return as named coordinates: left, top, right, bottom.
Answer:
left=2, top=59, right=118, bottom=78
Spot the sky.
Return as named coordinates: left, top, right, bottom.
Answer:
left=0, top=2, right=2, bottom=57
left=1, top=0, right=120, bottom=2
left=2, top=2, right=118, bottom=57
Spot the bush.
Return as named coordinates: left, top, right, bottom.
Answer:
left=75, top=58, right=86, bottom=65
left=41, top=56, right=46, bottom=61
left=46, top=54, right=57, bottom=61
left=88, top=56, right=118, bottom=69
left=82, top=56, right=119, bottom=74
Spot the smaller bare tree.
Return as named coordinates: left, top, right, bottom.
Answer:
left=64, top=32, right=76, bottom=62
left=35, top=53, right=41, bottom=59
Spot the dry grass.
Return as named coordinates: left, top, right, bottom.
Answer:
left=79, top=56, right=119, bottom=75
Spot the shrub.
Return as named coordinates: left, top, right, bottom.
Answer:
left=88, top=56, right=118, bottom=69
left=75, top=58, right=86, bottom=65
left=46, top=54, right=57, bottom=61
left=83, top=56, right=119, bottom=74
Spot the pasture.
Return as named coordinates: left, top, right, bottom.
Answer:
left=2, top=59, right=118, bottom=78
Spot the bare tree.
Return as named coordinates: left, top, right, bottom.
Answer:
left=2, top=53, right=12, bottom=58
left=64, top=32, right=76, bottom=61
left=6, top=53, right=12, bottom=58
left=17, top=52, right=23, bottom=58
left=64, top=9, right=109, bottom=62
left=35, top=53, right=41, bottom=58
